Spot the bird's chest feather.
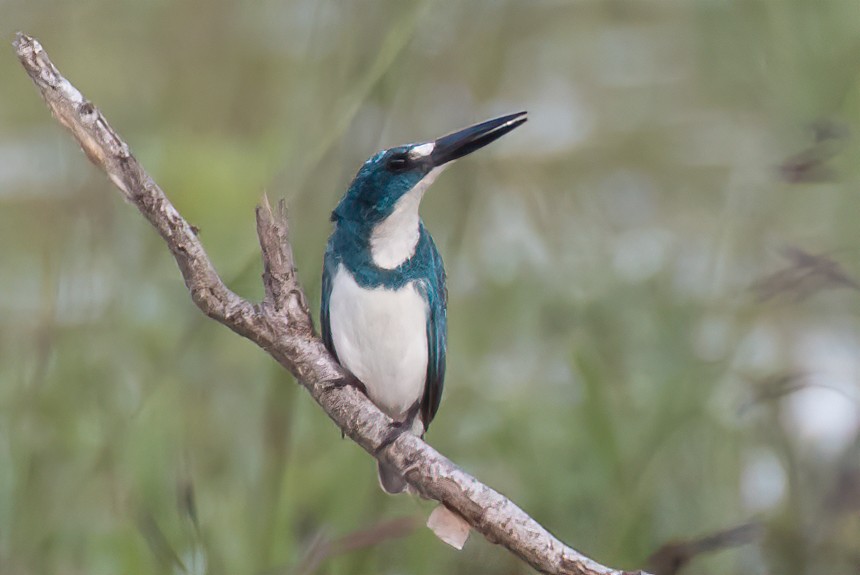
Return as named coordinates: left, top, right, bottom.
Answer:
left=328, top=264, right=428, bottom=419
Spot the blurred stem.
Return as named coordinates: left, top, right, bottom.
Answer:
left=256, top=367, right=299, bottom=568
left=222, top=1, right=434, bottom=300
left=271, top=1, right=433, bottom=204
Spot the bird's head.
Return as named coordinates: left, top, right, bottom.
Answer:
left=333, top=112, right=527, bottom=226
left=331, top=111, right=527, bottom=268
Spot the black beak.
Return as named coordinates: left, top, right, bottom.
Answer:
left=430, top=111, right=528, bottom=167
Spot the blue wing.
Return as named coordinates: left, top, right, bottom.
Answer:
left=320, top=244, right=339, bottom=363
left=420, top=233, right=447, bottom=431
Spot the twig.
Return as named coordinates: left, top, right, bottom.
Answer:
left=13, top=32, right=645, bottom=575
left=646, top=521, right=763, bottom=575
left=752, top=246, right=860, bottom=302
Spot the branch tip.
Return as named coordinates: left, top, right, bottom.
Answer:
left=260, top=191, right=273, bottom=215
left=13, top=31, right=29, bottom=51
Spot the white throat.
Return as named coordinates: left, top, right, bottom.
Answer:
left=370, top=166, right=445, bottom=269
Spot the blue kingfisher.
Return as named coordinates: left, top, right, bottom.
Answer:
left=321, top=112, right=528, bottom=493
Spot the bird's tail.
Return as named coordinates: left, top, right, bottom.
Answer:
left=377, top=461, right=408, bottom=494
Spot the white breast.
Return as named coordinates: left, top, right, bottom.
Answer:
left=328, top=264, right=428, bottom=421
left=369, top=166, right=446, bottom=269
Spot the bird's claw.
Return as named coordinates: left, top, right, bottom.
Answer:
left=329, top=374, right=367, bottom=395
left=375, top=420, right=409, bottom=456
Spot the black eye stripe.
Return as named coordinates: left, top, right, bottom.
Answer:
left=387, top=154, right=410, bottom=170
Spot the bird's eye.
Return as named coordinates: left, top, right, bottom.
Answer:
left=387, top=154, right=409, bottom=171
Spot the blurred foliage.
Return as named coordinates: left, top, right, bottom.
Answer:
left=3, top=1, right=860, bottom=574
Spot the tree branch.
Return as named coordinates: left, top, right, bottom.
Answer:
left=13, top=32, right=646, bottom=575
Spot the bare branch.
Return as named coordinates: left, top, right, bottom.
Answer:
left=13, top=31, right=261, bottom=338
left=13, top=32, right=646, bottom=575
left=256, top=196, right=310, bottom=322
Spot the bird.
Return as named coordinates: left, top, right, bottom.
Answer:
left=321, top=111, right=527, bottom=493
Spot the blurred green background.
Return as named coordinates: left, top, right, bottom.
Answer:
left=3, top=1, right=860, bottom=574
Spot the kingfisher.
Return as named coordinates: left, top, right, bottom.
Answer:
left=321, top=112, right=528, bottom=493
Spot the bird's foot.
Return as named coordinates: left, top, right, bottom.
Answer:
left=329, top=375, right=368, bottom=440
left=375, top=420, right=409, bottom=456
left=374, top=402, right=421, bottom=455
left=329, top=373, right=367, bottom=395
